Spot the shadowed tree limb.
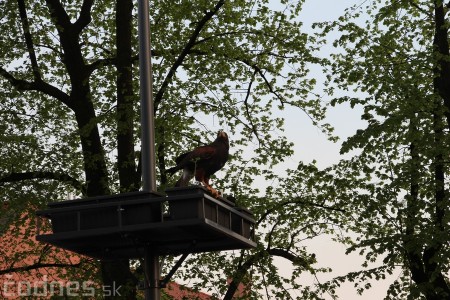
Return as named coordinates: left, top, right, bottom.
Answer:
left=0, top=262, right=82, bottom=276
left=17, top=0, right=41, bottom=81
left=224, top=247, right=311, bottom=300
left=0, top=67, right=72, bottom=109
left=0, top=171, right=86, bottom=195
left=73, top=0, right=94, bottom=34
left=44, top=0, right=71, bottom=29
left=433, top=1, right=450, bottom=129
left=116, top=0, right=139, bottom=193
left=256, top=197, right=345, bottom=228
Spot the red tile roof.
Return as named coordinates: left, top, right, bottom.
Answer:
left=0, top=209, right=213, bottom=299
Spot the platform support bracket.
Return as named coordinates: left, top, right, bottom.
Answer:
left=160, top=251, right=191, bottom=288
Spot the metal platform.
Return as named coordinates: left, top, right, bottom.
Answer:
left=36, top=187, right=256, bottom=260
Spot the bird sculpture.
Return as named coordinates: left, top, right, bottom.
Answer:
left=166, top=131, right=229, bottom=198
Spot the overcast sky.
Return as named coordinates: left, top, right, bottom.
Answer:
left=278, top=1, right=397, bottom=299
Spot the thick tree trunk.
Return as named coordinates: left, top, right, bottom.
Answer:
left=433, top=1, right=450, bottom=128
left=431, top=2, right=450, bottom=297
left=101, top=260, right=137, bottom=300
left=421, top=99, right=450, bottom=300
left=404, top=119, right=427, bottom=294
left=406, top=107, right=450, bottom=300
left=73, top=97, right=111, bottom=196
left=116, top=0, right=139, bottom=193
left=405, top=3, right=450, bottom=295
left=44, top=1, right=138, bottom=298
left=97, top=1, right=140, bottom=299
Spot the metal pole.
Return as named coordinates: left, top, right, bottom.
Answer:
left=138, top=1, right=160, bottom=299
left=144, top=247, right=160, bottom=300
left=138, top=0, right=157, bottom=193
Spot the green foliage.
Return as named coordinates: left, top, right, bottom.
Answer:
left=314, top=0, right=450, bottom=298
left=0, top=0, right=334, bottom=299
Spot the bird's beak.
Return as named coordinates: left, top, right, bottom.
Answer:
left=217, top=130, right=227, bottom=138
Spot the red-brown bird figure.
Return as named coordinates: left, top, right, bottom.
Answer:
left=166, top=131, right=229, bottom=198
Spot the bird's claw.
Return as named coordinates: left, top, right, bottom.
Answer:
left=206, top=186, right=221, bottom=198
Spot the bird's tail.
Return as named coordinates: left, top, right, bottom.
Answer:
left=165, top=166, right=179, bottom=176
left=174, top=169, right=193, bottom=187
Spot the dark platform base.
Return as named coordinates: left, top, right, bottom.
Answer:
left=36, top=187, right=256, bottom=260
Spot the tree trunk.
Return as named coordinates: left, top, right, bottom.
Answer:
left=100, top=1, right=140, bottom=298
left=405, top=3, right=450, bottom=295
left=44, top=0, right=138, bottom=297
left=433, top=1, right=450, bottom=129
left=116, top=0, right=139, bottom=193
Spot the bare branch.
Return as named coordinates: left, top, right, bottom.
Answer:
left=154, top=0, right=226, bottom=113
left=17, top=0, right=41, bottom=81
left=0, top=67, right=72, bottom=109
left=243, top=71, right=263, bottom=144
left=73, top=0, right=94, bottom=34
left=45, top=0, right=71, bottom=30
left=0, top=171, right=86, bottom=195
left=256, top=197, right=345, bottom=227
left=0, top=261, right=82, bottom=275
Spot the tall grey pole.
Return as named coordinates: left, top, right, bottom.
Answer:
left=138, top=0, right=160, bottom=299
left=144, top=247, right=161, bottom=300
left=138, top=0, right=157, bottom=193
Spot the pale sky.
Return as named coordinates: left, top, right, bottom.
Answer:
left=179, top=0, right=394, bottom=298
left=278, top=1, right=397, bottom=299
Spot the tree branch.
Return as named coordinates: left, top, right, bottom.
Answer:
left=87, top=47, right=209, bottom=76
left=240, top=58, right=286, bottom=106
left=0, top=262, right=82, bottom=276
left=0, top=171, right=86, bottom=195
left=17, top=0, right=41, bottom=81
left=45, top=0, right=71, bottom=30
left=268, top=248, right=311, bottom=268
left=86, top=57, right=116, bottom=75
left=243, top=70, right=263, bottom=144
left=256, top=197, right=345, bottom=227
left=153, top=0, right=226, bottom=113
left=73, top=0, right=94, bottom=34
left=223, top=251, right=261, bottom=300
left=409, top=0, right=433, bottom=19
left=224, top=248, right=311, bottom=300
left=0, top=67, right=72, bottom=109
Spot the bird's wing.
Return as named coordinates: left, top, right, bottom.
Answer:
left=179, top=145, right=216, bottom=165
left=174, top=152, right=190, bottom=165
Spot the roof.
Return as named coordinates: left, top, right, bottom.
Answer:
left=0, top=208, right=214, bottom=299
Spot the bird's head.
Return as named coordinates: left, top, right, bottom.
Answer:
left=216, top=130, right=229, bottom=147
left=217, top=130, right=228, bottom=139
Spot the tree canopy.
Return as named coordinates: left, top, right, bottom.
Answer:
left=2, top=0, right=450, bottom=299
left=312, top=0, right=450, bottom=298
left=0, top=0, right=333, bottom=299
